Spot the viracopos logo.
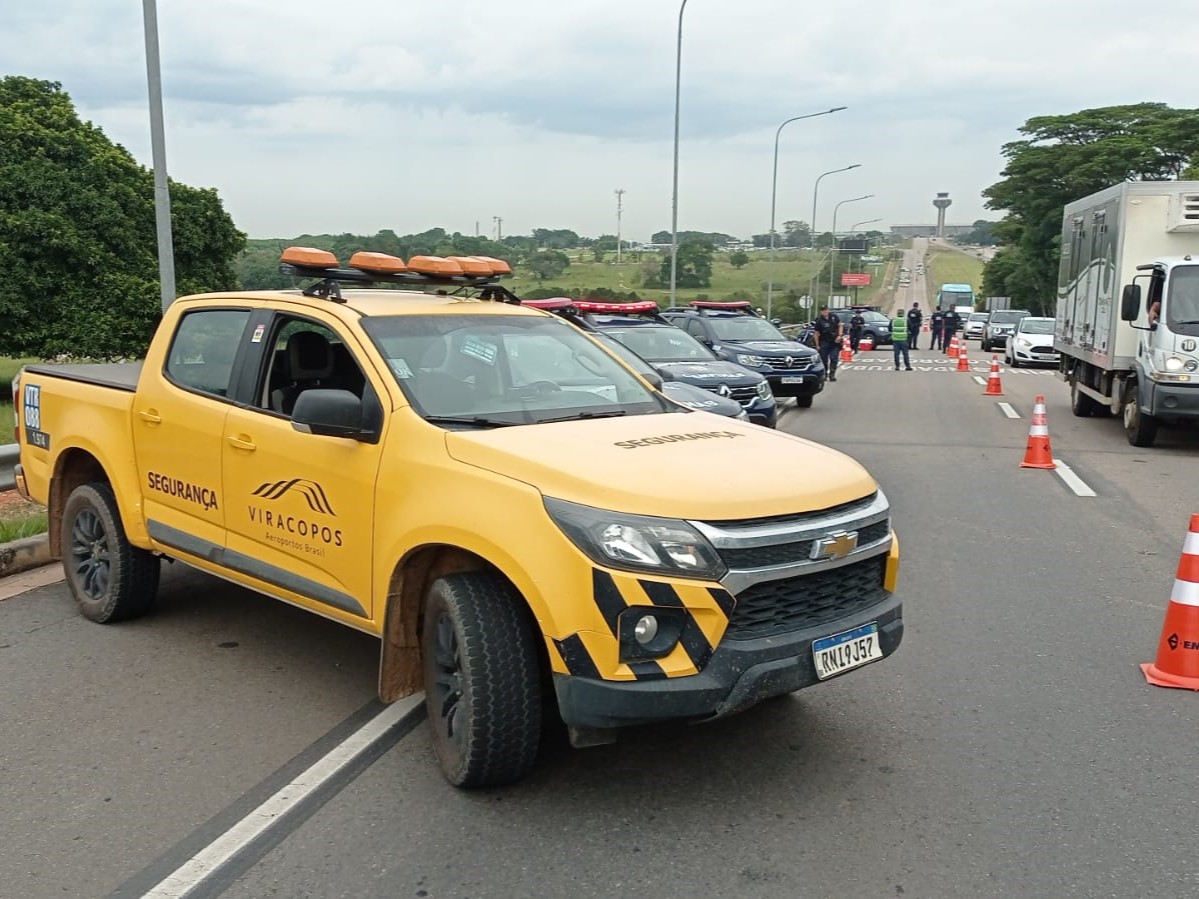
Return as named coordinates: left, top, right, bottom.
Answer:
left=252, top=479, right=336, bottom=516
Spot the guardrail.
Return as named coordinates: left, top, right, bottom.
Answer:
left=1, top=443, right=17, bottom=492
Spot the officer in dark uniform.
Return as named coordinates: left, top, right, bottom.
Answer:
left=942, top=307, right=961, bottom=351
left=907, top=303, right=923, bottom=350
left=930, top=306, right=945, bottom=351
left=848, top=310, right=865, bottom=353
left=812, top=305, right=843, bottom=381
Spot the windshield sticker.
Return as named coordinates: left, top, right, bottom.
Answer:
left=389, top=357, right=414, bottom=379
left=615, top=430, right=745, bottom=449
left=460, top=338, right=498, bottom=366
left=251, top=323, right=266, bottom=343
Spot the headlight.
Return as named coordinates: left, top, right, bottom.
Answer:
left=1013, top=337, right=1031, bottom=347
left=737, top=354, right=767, bottom=367
left=1186, top=360, right=1199, bottom=373
left=544, top=497, right=727, bottom=579
left=1165, top=355, right=1185, bottom=372
left=755, top=380, right=773, bottom=400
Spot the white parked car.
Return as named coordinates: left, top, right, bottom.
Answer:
left=963, top=312, right=989, bottom=340
left=1004, top=316, right=1059, bottom=368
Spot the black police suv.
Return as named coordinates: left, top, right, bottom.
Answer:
left=660, top=301, right=825, bottom=407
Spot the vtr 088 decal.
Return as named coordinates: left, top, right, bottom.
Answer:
left=248, top=478, right=343, bottom=556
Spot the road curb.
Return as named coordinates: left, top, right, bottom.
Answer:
left=0, top=533, right=52, bottom=579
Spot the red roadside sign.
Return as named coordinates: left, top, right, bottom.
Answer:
left=841, top=273, right=871, bottom=286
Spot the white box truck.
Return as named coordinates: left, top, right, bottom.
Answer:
left=1056, top=181, right=1199, bottom=446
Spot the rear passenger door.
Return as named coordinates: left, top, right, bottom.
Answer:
left=135, top=307, right=253, bottom=556
left=220, top=312, right=387, bottom=624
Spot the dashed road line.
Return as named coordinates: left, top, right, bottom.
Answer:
left=1052, top=458, right=1097, bottom=497
left=997, top=402, right=1021, bottom=419
left=972, top=375, right=986, bottom=386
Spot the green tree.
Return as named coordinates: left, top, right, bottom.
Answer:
left=527, top=249, right=570, bottom=281
left=982, top=102, right=1199, bottom=310
left=729, top=250, right=750, bottom=269
left=658, top=239, right=714, bottom=288
left=0, top=77, right=245, bottom=358
left=781, top=220, right=812, bottom=248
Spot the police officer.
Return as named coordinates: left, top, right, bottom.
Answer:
left=930, top=306, right=945, bottom=352
left=849, top=310, right=865, bottom=353
left=942, top=307, right=961, bottom=351
left=813, top=305, right=843, bottom=381
left=907, top=303, right=923, bottom=350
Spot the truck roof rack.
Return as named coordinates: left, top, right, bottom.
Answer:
left=277, top=246, right=520, bottom=305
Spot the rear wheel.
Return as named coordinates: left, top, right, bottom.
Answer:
left=62, top=482, right=160, bottom=623
left=421, top=571, right=541, bottom=788
left=1070, top=375, right=1101, bottom=418
left=1123, top=380, right=1158, bottom=447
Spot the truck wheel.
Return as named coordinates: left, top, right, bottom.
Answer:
left=421, top=571, right=541, bottom=788
left=795, top=396, right=813, bottom=408
left=62, top=482, right=160, bottom=623
left=1123, top=382, right=1158, bottom=447
left=1070, top=376, right=1100, bottom=418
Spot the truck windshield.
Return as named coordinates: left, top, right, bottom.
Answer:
left=362, top=314, right=671, bottom=426
left=604, top=326, right=715, bottom=363
left=705, top=316, right=786, bottom=341
left=1167, top=265, right=1199, bottom=326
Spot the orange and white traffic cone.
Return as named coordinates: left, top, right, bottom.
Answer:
left=947, top=336, right=960, bottom=358
left=839, top=337, right=853, bottom=363
left=984, top=356, right=1003, bottom=394
left=1141, top=514, right=1199, bottom=690
left=956, top=343, right=970, bottom=372
left=1020, top=394, right=1056, bottom=469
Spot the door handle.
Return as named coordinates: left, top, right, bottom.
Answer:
left=138, top=409, right=162, bottom=425
left=226, top=435, right=257, bottom=451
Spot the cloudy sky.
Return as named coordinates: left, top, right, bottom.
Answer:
left=7, top=1, right=1197, bottom=242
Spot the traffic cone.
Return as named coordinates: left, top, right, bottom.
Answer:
left=1141, top=514, right=1199, bottom=690
left=947, top=337, right=960, bottom=358
left=956, top=343, right=970, bottom=372
left=839, top=338, right=852, bottom=363
left=1020, top=395, right=1056, bottom=469
left=984, top=356, right=1004, bottom=395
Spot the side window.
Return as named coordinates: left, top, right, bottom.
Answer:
left=685, top=318, right=708, bottom=341
left=166, top=309, right=251, bottom=398
left=259, top=316, right=367, bottom=417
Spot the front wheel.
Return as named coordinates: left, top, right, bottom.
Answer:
left=421, top=571, right=542, bottom=788
left=1123, top=381, right=1158, bottom=447
left=62, top=482, right=160, bottom=623
left=1070, top=376, right=1101, bottom=418
left=795, top=395, right=814, bottom=408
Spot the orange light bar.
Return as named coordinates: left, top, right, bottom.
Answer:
left=349, top=251, right=408, bottom=273
left=575, top=300, right=660, bottom=314
left=447, top=256, right=493, bottom=276
left=407, top=255, right=464, bottom=276
left=523, top=298, right=576, bottom=310
left=472, top=255, right=512, bottom=276
left=281, top=246, right=338, bottom=268
left=691, top=300, right=753, bottom=310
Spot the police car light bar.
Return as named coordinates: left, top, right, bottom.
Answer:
left=522, top=298, right=577, bottom=311
left=690, top=300, right=753, bottom=310
left=573, top=300, right=660, bottom=314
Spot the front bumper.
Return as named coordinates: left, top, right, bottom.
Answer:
left=745, top=397, right=778, bottom=428
left=764, top=370, right=825, bottom=398
left=1149, top=380, right=1199, bottom=419
left=1010, top=344, right=1059, bottom=366
left=555, top=592, right=902, bottom=728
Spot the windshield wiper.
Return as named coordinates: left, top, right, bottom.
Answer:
left=535, top=409, right=629, bottom=424
left=423, top=415, right=520, bottom=429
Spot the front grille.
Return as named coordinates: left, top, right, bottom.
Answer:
left=706, top=493, right=878, bottom=529
left=1031, top=345, right=1054, bottom=354
left=725, top=555, right=889, bottom=640
left=719, top=519, right=889, bottom=568
left=772, top=357, right=812, bottom=371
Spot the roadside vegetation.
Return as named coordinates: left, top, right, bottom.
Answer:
left=0, top=507, right=47, bottom=543
left=923, top=246, right=985, bottom=308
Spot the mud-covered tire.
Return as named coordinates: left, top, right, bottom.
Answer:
left=62, top=482, right=160, bottom=623
left=421, top=571, right=541, bottom=788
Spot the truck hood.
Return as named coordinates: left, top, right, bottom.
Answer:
left=654, top=360, right=761, bottom=387
left=445, top=415, right=876, bottom=520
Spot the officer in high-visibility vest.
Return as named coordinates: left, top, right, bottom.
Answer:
left=890, top=307, right=912, bottom=371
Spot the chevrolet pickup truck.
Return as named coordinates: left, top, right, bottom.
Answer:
left=13, top=247, right=902, bottom=788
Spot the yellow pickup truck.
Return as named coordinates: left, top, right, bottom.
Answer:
left=12, top=247, right=901, bottom=787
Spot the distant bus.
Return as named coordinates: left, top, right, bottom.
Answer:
left=936, top=283, right=975, bottom=312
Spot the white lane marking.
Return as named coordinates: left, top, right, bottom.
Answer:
left=142, top=693, right=424, bottom=898
left=972, top=376, right=986, bottom=386
left=997, top=402, right=1020, bottom=419
left=1052, top=458, right=1097, bottom=497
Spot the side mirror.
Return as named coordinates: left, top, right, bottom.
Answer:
left=642, top=369, right=665, bottom=390
left=1120, top=284, right=1141, bottom=322
left=291, top=389, right=369, bottom=440
left=770, top=318, right=783, bottom=327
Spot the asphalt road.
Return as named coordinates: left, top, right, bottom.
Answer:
left=4, top=307, right=1199, bottom=896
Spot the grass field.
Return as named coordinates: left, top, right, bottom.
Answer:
left=923, top=245, right=985, bottom=307
left=506, top=248, right=902, bottom=322
left=0, top=402, right=12, bottom=438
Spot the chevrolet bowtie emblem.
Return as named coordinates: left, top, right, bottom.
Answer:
left=811, top=530, right=859, bottom=560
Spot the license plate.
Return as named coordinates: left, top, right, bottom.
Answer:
left=812, top=622, right=882, bottom=680
left=781, top=376, right=806, bottom=384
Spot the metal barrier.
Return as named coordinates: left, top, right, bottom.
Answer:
left=1, top=443, right=17, bottom=492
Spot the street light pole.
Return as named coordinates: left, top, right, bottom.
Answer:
left=669, top=0, right=689, bottom=308
left=810, top=164, right=860, bottom=307
left=142, top=0, right=175, bottom=312
left=830, top=195, right=874, bottom=304
left=765, top=106, right=846, bottom=321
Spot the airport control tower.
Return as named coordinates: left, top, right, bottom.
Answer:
left=933, top=192, right=952, bottom=238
